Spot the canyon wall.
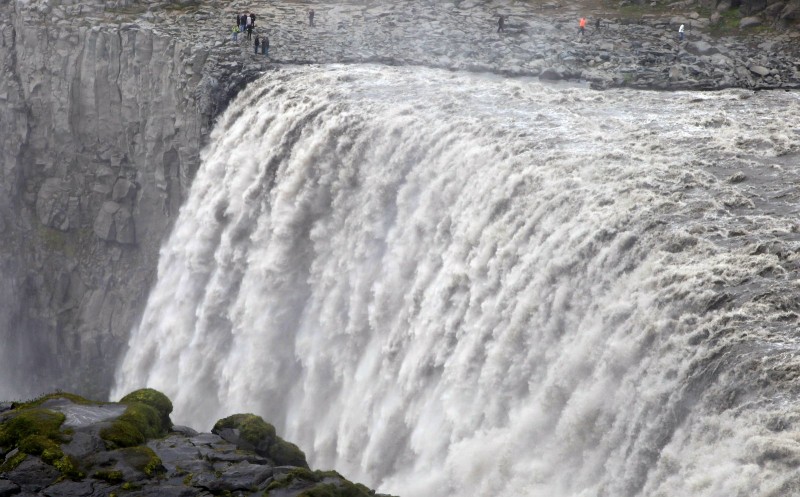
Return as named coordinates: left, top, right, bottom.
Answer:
left=0, top=0, right=255, bottom=399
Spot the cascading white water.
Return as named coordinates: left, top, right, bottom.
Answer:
left=114, top=65, right=800, bottom=497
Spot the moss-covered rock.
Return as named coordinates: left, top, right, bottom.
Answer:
left=264, top=469, right=373, bottom=497
left=213, top=414, right=276, bottom=448
left=0, top=405, right=83, bottom=479
left=118, top=446, right=165, bottom=478
left=0, top=408, right=66, bottom=447
left=297, top=482, right=373, bottom=497
left=119, top=388, right=173, bottom=427
left=100, top=389, right=173, bottom=448
left=0, top=450, right=27, bottom=472
left=212, top=413, right=308, bottom=468
left=269, top=438, right=309, bottom=468
left=93, top=469, right=125, bottom=483
left=12, top=392, right=94, bottom=410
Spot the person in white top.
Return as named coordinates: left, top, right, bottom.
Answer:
left=679, top=24, right=685, bottom=41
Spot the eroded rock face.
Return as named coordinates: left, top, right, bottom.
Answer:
left=0, top=0, right=260, bottom=399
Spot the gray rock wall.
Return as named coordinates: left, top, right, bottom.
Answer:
left=0, top=0, right=228, bottom=399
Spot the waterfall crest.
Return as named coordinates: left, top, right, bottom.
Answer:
left=114, top=66, right=800, bottom=497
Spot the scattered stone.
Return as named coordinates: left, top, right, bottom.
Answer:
left=740, top=16, right=762, bottom=28
left=686, top=40, right=718, bottom=55
left=749, top=65, right=771, bottom=76
left=728, top=171, right=747, bottom=183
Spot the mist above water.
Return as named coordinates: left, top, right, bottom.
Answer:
left=114, top=65, right=800, bottom=497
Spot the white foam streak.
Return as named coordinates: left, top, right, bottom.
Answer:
left=115, top=66, right=800, bottom=497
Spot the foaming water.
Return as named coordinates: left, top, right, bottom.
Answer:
left=114, top=65, right=800, bottom=497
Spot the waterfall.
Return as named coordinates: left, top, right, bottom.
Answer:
left=114, top=65, right=800, bottom=497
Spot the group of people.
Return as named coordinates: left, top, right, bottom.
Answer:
left=498, top=14, right=684, bottom=41
left=231, top=12, right=269, bottom=56
left=230, top=9, right=318, bottom=57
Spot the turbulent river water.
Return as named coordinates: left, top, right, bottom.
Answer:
left=113, top=65, right=800, bottom=497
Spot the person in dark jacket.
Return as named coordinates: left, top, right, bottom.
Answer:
left=254, top=35, right=260, bottom=54
left=497, top=15, right=505, bottom=32
left=262, top=34, right=269, bottom=56
left=250, top=13, right=256, bottom=26
left=247, top=24, right=253, bottom=40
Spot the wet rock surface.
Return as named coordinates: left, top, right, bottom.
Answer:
left=0, top=392, right=386, bottom=497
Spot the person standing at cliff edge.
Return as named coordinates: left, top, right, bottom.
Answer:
left=254, top=35, right=260, bottom=54
left=579, top=17, right=586, bottom=36
left=309, top=9, right=315, bottom=27
left=262, top=34, right=269, bottom=56
left=232, top=24, right=239, bottom=42
left=497, top=14, right=505, bottom=32
left=679, top=23, right=685, bottom=40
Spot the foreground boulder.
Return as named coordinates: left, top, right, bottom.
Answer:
left=0, top=390, right=388, bottom=497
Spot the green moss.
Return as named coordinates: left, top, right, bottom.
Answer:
left=212, top=413, right=308, bottom=468
left=54, top=454, right=85, bottom=480
left=182, top=473, right=194, bottom=485
left=213, top=414, right=276, bottom=447
left=0, top=408, right=66, bottom=447
left=101, top=390, right=173, bottom=448
left=265, top=469, right=342, bottom=494
left=92, top=469, right=125, bottom=483
left=270, top=439, right=308, bottom=467
left=120, top=482, right=142, bottom=491
left=297, top=482, right=373, bottom=497
left=100, top=418, right=146, bottom=448
left=119, top=389, right=173, bottom=426
left=265, top=470, right=373, bottom=497
left=0, top=451, right=27, bottom=472
left=41, top=446, right=64, bottom=465
left=13, top=392, right=94, bottom=410
left=118, top=446, right=164, bottom=477
left=18, top=434, right=60, bottom=456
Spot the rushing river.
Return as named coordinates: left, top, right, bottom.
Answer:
left=114, top=65, right=800, bottom=497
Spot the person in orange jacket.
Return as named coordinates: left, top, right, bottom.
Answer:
left=579, top=17, right=586, bottom=36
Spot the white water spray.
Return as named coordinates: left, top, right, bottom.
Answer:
left=115, top=65, right=800, bottom=497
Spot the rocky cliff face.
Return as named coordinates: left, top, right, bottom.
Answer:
left=0, top=0, right=259, bottom=399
